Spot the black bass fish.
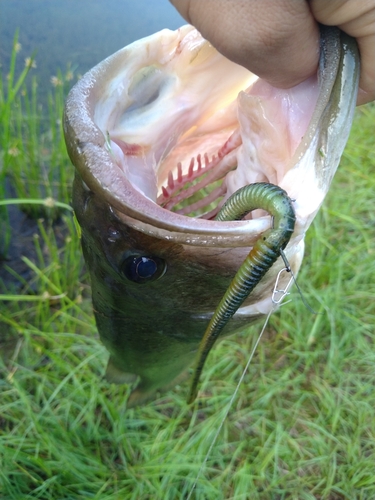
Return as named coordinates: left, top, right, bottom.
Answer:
left=64, top=25, right=359, bottom=406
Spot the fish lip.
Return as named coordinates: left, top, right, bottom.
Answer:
left=191, top=304, right=260, bottom=321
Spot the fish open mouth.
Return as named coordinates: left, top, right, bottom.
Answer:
left=97, top=26, right=319, bottom=220
left=65, top=23, right=358, bottom=248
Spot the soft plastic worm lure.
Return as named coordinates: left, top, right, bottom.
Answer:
left=188, top=182, right=296, bottom=403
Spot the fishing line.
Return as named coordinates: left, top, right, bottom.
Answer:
left=186, top=252, right=305, bottom=498
left=279, top=249, right=318, bottom=314
left=186, top=306, right=274, bottom=500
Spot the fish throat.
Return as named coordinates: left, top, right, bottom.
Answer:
left=157, top=137, right=239, bottom=218
left=110, top=123, right=242, bottom=219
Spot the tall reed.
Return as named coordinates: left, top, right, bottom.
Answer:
left=0, top=30, right=35, bottom=258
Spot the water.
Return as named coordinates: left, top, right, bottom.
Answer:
left=0, top=0, right=184, bottom=93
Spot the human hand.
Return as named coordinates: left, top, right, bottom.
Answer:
left=170, top=0, right=375, bottom=105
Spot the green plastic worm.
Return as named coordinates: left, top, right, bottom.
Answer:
left=187, top=182, right=296, bottom=403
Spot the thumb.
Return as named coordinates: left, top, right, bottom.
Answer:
left=170, top=0, right=320, bottom=88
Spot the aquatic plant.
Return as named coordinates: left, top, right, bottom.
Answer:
left=4, top=68, right=75, bottom=219
left=0, top=30, right=35, bottom=258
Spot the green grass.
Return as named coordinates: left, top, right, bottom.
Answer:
left=1, top=49, right=375, bottom=498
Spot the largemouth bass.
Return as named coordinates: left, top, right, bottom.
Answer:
left=64, top=25, right=359, bottom=406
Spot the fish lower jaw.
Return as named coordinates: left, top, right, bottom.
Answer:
left=192, top=297, right=278, bottom=322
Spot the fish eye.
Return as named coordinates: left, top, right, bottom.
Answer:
left=121, top=255, right=167, bottom=284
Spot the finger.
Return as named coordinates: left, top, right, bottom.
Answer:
left=355, top=34, right=375, bottom=105
left=170, top=0, right=320, bottom=88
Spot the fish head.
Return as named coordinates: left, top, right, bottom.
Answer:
left=64, top=25, right=359, bottom=405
